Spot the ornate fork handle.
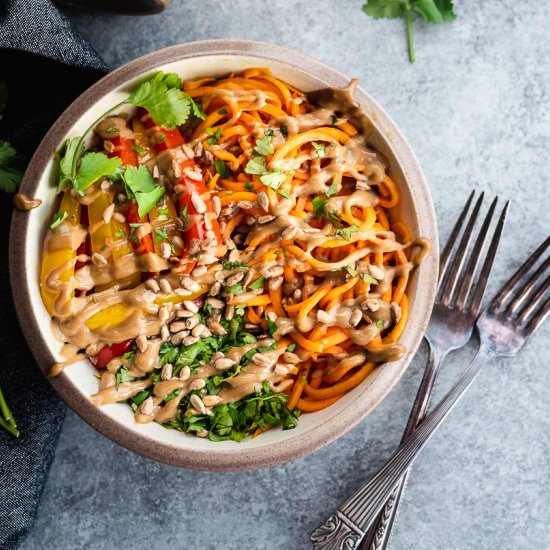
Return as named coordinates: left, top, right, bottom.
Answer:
left=310, top=344, right=495, bottom=550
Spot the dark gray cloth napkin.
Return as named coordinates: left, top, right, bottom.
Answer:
left=0, top=1, right=107, bottom=548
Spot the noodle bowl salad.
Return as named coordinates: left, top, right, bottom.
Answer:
left=40, top=68, right=429, bottom=442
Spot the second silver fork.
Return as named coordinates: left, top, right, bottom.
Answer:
left=361, top=191, right=509, bottom=550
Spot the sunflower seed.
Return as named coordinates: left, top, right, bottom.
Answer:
left=191, top=194, right=207, bottom=213
left=211, top=195, right=221, bottom=217
left=102, top=204, right=115, bottom=224
left=183, top=335, right=200, bottom=346
left=189, top=378, right=206, bottom=391
left=184, top=316, right=199, bottom=330
left=350, top=308, right=363, bottom=327
left=141, top=397, right=154, bottom=415
left=169, top=321, right=186, bottom=333
left=161, top=363, right=173, bottom=381
left=226, top=272, right=245, bottom=286
left=91, top=253, right=108, bottom=267
left=191, top=265, right=208, bottom=277
left=160, top=242, right=172, bottom=259
left=198, top=253, right=218, bottom=265
left=282, top=351, right=300, bottom=364
left=207, top=320, right=227, bottom=335
left=136, top=335, right=148, bottom=352
left=146, top=278, right=160, bottom=293
left=367, top=264, right=385, bottom=281
left=215, top=357, right=236, bottom=370
left=112, top=212, right=126, bottom=224
left=282, top=226, right=298, bottom=240
left=268, top=276, right=283, bottom=291
left=209, top=281, right=222, bottom=296
left=161, top=325, right=170, bottom=341
left=181, top=144, right=195, bottom=159
left=203, top=395, right=223, bottom=407
left=257, top=191, right=269, bottom=212
left=251, top=352, right=277, bottom=368
left=225, top=304, right=235, bottom=321
left=159, top=279, right=172, bottom=294
left=183, top=300, right=199, bottom=313
left=190, top=394, right=206, bottom=414
left=267, top=311, right=278, bottom=322
left=391, top=301, right=402, bottom=323
left=274, top=365, right=290, bottom=376
left=179, top=366, right=191, bottom=381
left=317, top=310, right=335, bottom=324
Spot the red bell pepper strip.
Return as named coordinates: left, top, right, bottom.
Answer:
left=126, top=201, right=155, bottom=255
left=93, top=339, right=134, bottom=370
left=105, top=136, right=139, bottom=167
left=137, top=107, right=184, bottom=153
left=178, top=173, right=222, bottom=246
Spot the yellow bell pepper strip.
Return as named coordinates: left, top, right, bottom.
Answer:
left=148, top=193, right=183, bottom=258
left=40, top=191, right=80, bottom=316
left=88, top=189, right=141, bottom=291
left=84, top=284, right=208, bottom=331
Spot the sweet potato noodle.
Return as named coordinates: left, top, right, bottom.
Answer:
left=40, top=68, right=429, bottom=441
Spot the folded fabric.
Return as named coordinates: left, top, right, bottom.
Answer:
left=0, top=1, right=107, bottom=547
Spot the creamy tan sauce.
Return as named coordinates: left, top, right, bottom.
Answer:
left=42, top=77, right=430, bottom=432
left=13, top=193, right=42, bottom=210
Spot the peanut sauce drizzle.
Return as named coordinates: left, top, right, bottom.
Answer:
left=41, top=81, right=430, bottom=426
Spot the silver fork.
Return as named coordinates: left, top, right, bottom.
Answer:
left=310, top=236, right=550, bottom=549
left=309, top=190, right=508, bottom=550
left=360, top=192, right=507, bottom=550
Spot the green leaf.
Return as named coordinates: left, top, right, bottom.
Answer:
left=360, top=273, right=379, bottom=285
left=287, top=343, right=297, bottom=353
left=312, top=141, right=326, bottom=158
left=206, top=127, right=222, bottom=145
left=414, top=0, right=455, bottom=22
left=132, top=145, right=144, bottom=155
left=50, top=210, right=68, bottom=230
left=345, top=265, right=358, bottom=277
left=376, top=319, right=385, bottom=329
left=221, top=260, right=248, bottom=270
left=266, top=318, right=277, bottom=336
left=328, top=210, right=344, bottom=227
left=312, top=196, right=329, bottom=221
left=254, top=133, right=274, bottom=156
left=122, top=165, right=165, bottom=218
left=245, top=156, right=266, bottom=175
left=278, top=190, right=291, bottom=199
left=73, top=152, right=122, bottom=193
left=248, top=276, right=265, bottom=290
left=154, top=227, right=169, bottom=243
left=0, top=140, right=24, bottom=193
left=127, top=72, right=191, bottom=130
left=218, top=108, right=228, bottom=115
left=279, top=125, right=288, bottom=137
left=190, top=98, right=207, bottom=120
left=326, top=181, right=338, bottom=196
left=362, top=0, right=406, bottom=19
left=224, top=283, right=246, bottom=295
left=260, top=170, right=285, bottom=189
left=331, top=225, right=360, bottom=241
left=214, top=159, right=231, bottom=179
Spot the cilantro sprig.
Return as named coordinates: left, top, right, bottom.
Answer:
left=57, top=71, right=204, bottom=194
left=0, top=82, right=25, bottom=193
left=362, top=0, right=456, bottom=62
left=122, top=165, right=165, bottom=218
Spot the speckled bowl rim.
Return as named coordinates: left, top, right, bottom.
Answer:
left=10, top=39, right=438, bottom=471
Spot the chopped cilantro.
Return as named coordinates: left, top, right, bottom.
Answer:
left=254, top=132, right=274, bottom=156
left=154, top=227, right=169, bottom=243
left=214, top=159, right=231, bottom=178
left=122, top=165, right=165, bottom=218
left=245, top=156, right=266, bottom=175
left=50, top=210, right=68, bottom=230
left=206, top=127, right=222, bottom=145
left=248, top=276, right=265, bottom=290
left=312, top=196, right=329, bottom=220
left=259, top=169, right=285, bottom=189
left=221, top=260, right=248, bottom=270
left=279, top=125, right=288, bottom=137
left=331, top=225, right=360, bottom=241
left=360, top=273, right=379, bottom=285
left=312, top=141, right=326, bottom=158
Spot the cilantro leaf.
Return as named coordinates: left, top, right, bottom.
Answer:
left=248, top=276, right=265, bottom=290
left=414, top=0, right=456, bottom=22
left=360, top=273, right=379, bottom=285
left=127, top=72, right=191, bottom=130
left=278, top=190, right=291, bottom=199
left=363, top=0, right=406, bottom=19
left=331, top=225, right=360, bottom=241
left=122, top=165, right=165, bottom=218
left=0, top=140, right=24, bottom=193
left=73, top=152, right=122, bottom=193
left=266, top=318, right=277, bottom=336
left=214, top=159, right=231, bottom=178
left=312, top=196, right=329, bottom=221
left=362, top=0, right=456, bottom=62
left=328, top=210, right=344, bottom=227
left=287, top=343, right=296, bottom=353
left=57, top=138, right=82, bottom=192
left=376, top=319, right=385, bottom=329
left=254, top=133, right=274, bottom=156
left=245, top=156, right=266, bottom=175
left=260, top=170, right=285, bottom=189
left=154, top=227, right=169, bottom=243
left=345, top=266, right=358, bottom=277
left=326, top=182, right=338, bottom=196
left=50, top=210, right=68, bottom=230
left=206, top=127, right=222, bottom=145
left=191, top=100, right=207, bottom=121
left=221, top=260, right=248, bottom=270
left=312, top=141, right=326, bottom=158
left=279, top=125, right=288, bottom=137
left=224, top=283, right=246, bottom=295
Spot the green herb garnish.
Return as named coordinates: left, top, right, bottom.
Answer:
left=331, top=225, right=360, bottom=241
left=221, top=260, right=249, bottom=270
left=312, top=141, right=326, bottom=158
left=244, top=156, right=266, bottom=175
left=360, top=273, right=379, bottom=285
left=312, top=196, right=329, bottom=221
left=154, top=227, right=169, bottom=243
left=214, top=159, right=231, bottom=179
left=362, top=0, right=456, bottom=62
left=206, top=127, right=222, bottom=145
left=249, top=276, right=265, bottom=290
left=122, top=165, right=165, bottom=218
left=50, top=210, right=69, bottom=230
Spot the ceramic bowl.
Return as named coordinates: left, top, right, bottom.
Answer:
left=9, top=40, right=438, bottom=471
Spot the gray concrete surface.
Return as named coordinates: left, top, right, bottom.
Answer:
left=21, top=1, right=550, bottom=548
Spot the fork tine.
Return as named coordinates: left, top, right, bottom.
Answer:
left=468, top=200, right=510, bottom=317
left=440, top=192, right=484, bottom=306
left=525, top=294, right=550, bottom=335
left=491, top=236, right=550, bottom=310
left=438, top=190, right=476, bottom=286
left=516, top=275, right=550, bottom=326
left=454, top=197, right=499, bottom=312
left=508, top=255, right=550, bottom=314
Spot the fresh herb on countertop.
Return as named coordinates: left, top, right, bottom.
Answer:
left=362, top=0, right=456, bottom=62
left=0, top=387, right=19, bottom=438
left=0, top=81, right=24, bottom=193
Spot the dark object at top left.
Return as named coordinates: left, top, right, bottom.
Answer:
left=54, top=0, right=172, bottom=15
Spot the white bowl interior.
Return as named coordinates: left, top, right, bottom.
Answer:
left=22, top=48, right=437, bottom=464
